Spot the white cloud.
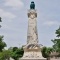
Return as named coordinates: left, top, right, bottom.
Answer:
left=0, top=8, right=16, bottom=19
left=4, top=0, right=24, bottom=9
left=43, top=21, right=60, bottom=26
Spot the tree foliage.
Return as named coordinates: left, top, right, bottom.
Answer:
left=0, top=36, right=6, bottom=52
left=0, top=17, right=2, bottom=22
left=11, top=47, right=24, bottom=60
left=52, top=26, right=60, bottom=52
left=0, top=50, right=11, bottom=60
left=42, top=47, right=53, bottom=58
left=52, top=39, right=60, bottom=52
left=55, top=26, right=60, bottom=37
left=0, top=17, right=2, bottom=28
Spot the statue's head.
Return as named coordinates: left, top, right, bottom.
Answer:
left=31, top=1, right=34, bottom=3
left=30, top=1, right=35, bottom=9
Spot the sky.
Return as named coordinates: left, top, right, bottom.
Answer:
left=0, top=0, right=60, bottom=49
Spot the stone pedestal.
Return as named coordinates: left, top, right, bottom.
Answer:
left=20, top=58, right=46, bottom=60
left=19, top=44, right=46, bottom=60
left=20, top=58, right=47, bottom=60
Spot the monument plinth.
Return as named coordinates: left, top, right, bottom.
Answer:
left=20, top=1, right=46, bottom=60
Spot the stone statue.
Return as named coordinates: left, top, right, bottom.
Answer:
left=30, top=1, right=35, bottom=9
left=19, top=1, right=46, bottom=60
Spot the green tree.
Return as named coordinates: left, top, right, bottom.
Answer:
left=42, top=47, right=53, bottom=58
left=0, top=17, right=2, bottom=28
left=0, top=52, right=4, bottom=60
left=55, top=26, right=60, bottom=37
left=52, top=26, right=60, bottom=52
left=0, top=17, right=2, bottom=22
left=13, top=47, right=18, bottom=52
left=0, top=50, right=11, bottom=60
left=42, top=47, right=48, bottom=58
left=11, top=47, right=24, bottom=60
left=0, top=36, right=6, bottom=52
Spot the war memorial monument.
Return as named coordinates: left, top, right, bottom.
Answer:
left=20, top=2, right=46, bottom=60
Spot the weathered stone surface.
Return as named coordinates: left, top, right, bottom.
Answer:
left=20, top=3, right=46, bottom=60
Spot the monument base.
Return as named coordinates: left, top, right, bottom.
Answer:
left=19, top=44, right=47, bottom=60
left=19, top=58, right=46, bottom=60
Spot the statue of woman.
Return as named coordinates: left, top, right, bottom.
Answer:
left=30, top=1, right=35, bottom=9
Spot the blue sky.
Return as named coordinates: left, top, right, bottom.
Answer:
left=0, top=0, right=60, bottom=48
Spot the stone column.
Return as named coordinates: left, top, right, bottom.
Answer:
left=27, top=9, right=38, bottom=44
